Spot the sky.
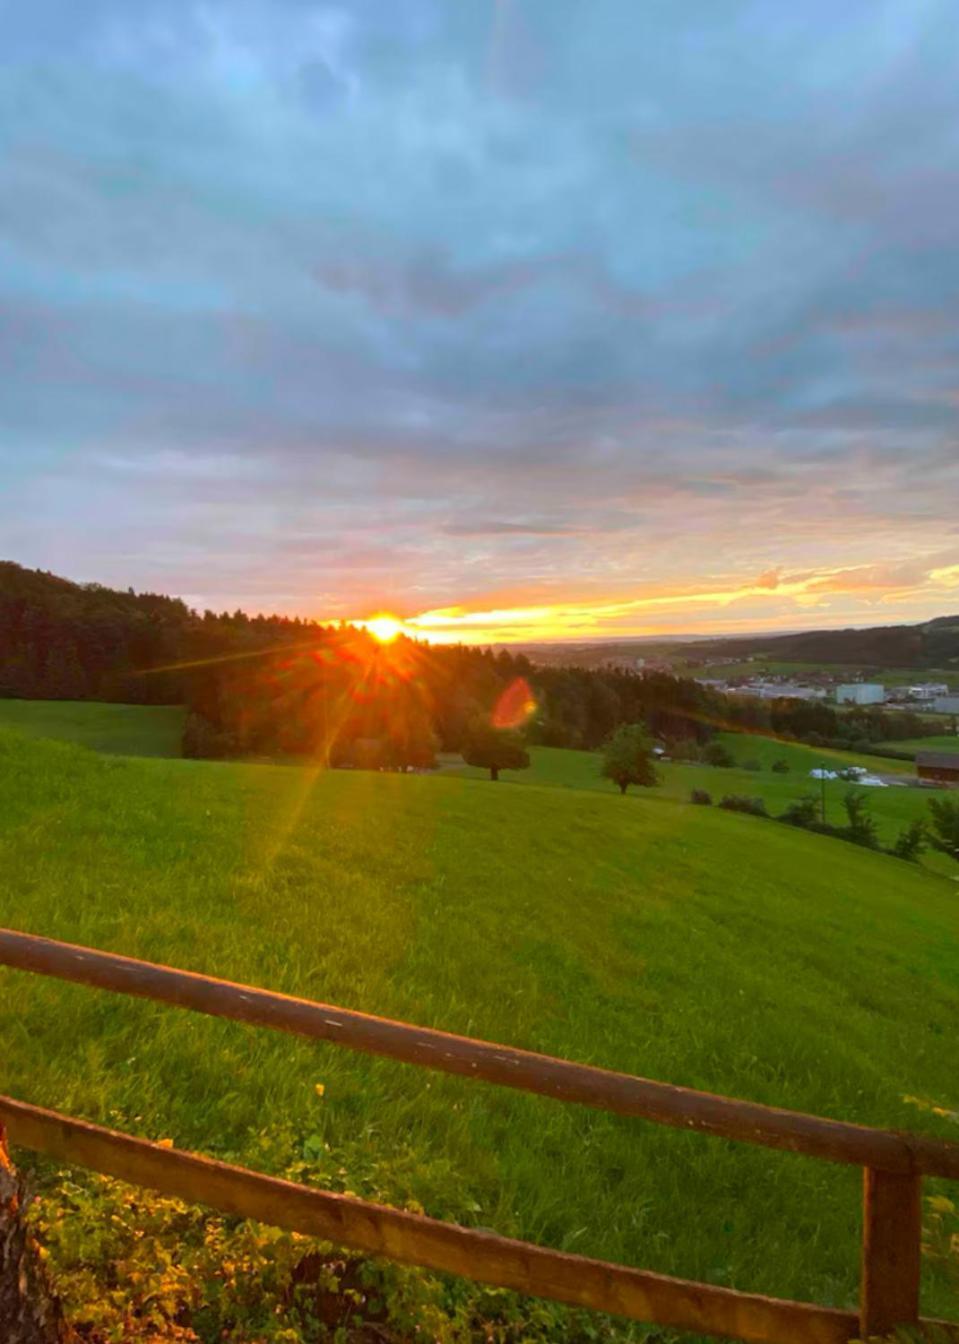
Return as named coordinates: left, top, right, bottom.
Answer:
left=2, top=0, right=959, bottom=644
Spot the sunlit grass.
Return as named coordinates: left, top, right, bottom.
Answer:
left=1, top=725, right=958, bottom=1326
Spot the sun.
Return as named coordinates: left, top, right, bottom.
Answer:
left=365, top=615, right=403, bottom=644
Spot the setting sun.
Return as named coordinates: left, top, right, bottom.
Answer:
left=365, top=615, right=403, bottom=643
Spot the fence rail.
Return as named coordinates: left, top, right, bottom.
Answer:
left=2, top=927, right=958, bottom=1344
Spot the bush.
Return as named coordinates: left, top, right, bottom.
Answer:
left=780, top=795, right=820, bottom=828
left=690, top=789, right=712, bottom=805
left=891, top=819, right=926, bottom=862
left=703, top=742, right=735, bottom=768
left=181, top=712, right=237, bottom=760
left=719, top=795, right=768, bottom=817
left=927, top=795, right=959, bottom=862
left=771, top=758, right=790, bottom=773
left=842, top=790, right=879, bottom=849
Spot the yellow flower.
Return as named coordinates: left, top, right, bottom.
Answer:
left=314, top=1082, right=325, bottom=1098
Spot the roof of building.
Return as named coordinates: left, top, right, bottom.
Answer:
left=916, top=751, right=959, bottom=770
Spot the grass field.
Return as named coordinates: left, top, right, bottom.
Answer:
left=0, top=698, right=184, bottom=756
left=454, top=734, right=959, bottom=877
left=876, top=735, right=959, bottom=758
left=2, top=719, right=959, bottom=1333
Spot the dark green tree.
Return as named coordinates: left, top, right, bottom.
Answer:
left=601, top=723, right=658, bottom=795
left=462, top=721, right=530, bottom=782
left=927, top=796, right=959, bottom=863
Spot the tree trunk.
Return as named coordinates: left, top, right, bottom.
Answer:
left=490, top=766, right=499, bottom=781
left=0, top=1127, right=71, bottom=1343
left=619, top=781, right=628, bottom=794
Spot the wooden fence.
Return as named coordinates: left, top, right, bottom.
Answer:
left=1, top=926, right=957, bottom=1344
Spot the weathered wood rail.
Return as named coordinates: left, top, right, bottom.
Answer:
left=1, top=927, right=957, bottom=1343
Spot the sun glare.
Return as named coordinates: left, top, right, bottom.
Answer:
left=366, top=615, right=403, bottom=643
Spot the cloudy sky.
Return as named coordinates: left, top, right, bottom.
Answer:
left=3, top=1, right=958, bottom=642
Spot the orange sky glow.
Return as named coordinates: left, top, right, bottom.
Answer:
left=350, top=560, right=959, bottom=646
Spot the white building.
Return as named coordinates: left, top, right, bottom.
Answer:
left=836, top=683, right=884, bottom=706
left=909, top=682, right=949, bottom=700
left=933, top=695, right=959, bottom=716
left=728, top=682, right=826, bottom=701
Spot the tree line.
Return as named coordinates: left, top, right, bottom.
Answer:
left=0, top=562, right=940, bottom=765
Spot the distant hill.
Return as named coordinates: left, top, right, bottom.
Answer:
left=687, top=617, right=959, bottom=669
left=513, top=616, right=959, bottom=672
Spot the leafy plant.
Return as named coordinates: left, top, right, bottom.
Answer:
left=927, top=795, right=959, bottom=862
left=719, top=795, right=768, bottom=817
left=842, top=790, right=879, bottom=849
left=690, top=789, right=712, bottom=805
left=780, top=795, right=820, bottom=829
left=891, top=819, right=926, bottom=863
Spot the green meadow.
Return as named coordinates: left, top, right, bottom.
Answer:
left=454, top=734, right=959, bottom=877
left=0, top=697, right=185, bottom=756
left=2, top=705, right=959, bottom=1334
left=877, top=735, right=959, bottom=758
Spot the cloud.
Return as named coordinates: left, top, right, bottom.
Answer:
left=2, top=0, right=958, bottom=636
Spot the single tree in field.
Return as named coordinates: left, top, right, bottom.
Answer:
left=601, top=723, right=658, bottom=795
left=927, top=795, right=959, bottom=863
left=462, top=721, right=530, bottom=782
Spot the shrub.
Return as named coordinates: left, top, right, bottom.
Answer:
left=719, top=794, right=768, bottom=817
left=927, top=795, right=959, bottom=862
left=703, top=742, right=735, bottom=768
left=181, top=712, right=237, bottom=760
left=690, top=788, right=712, bottom=805
left=891, top=819, right=926, bottom=862
left=780, top=795, right=820, bottom=828
left=770, top=758, right=790, bottom=773
left=842, top=790, right=879, bottom=849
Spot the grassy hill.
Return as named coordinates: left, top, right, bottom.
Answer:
left=0, top=697, right=184, bottom=756
left=876, top=734, right=959, bottom=759
left=2, top=724, right=959, bottom=1335
left=454, top=735, right=959, bottom=877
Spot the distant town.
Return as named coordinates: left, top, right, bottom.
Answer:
left=684, top=664, right=959, bottom=714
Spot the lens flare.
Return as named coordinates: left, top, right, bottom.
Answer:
left=492, top=676, right=537, bottom=729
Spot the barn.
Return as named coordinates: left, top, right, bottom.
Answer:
left=916, top=751, right=959, bottom=785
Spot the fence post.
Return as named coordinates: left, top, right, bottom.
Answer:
left=860, top=1167, right=922, bottom=1339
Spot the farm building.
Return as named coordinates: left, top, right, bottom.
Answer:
left=836, top=683, right=884, bottom=705
left=933, top=695, right=959, bottom=715
left=916, top=751, right=959, bottom=785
